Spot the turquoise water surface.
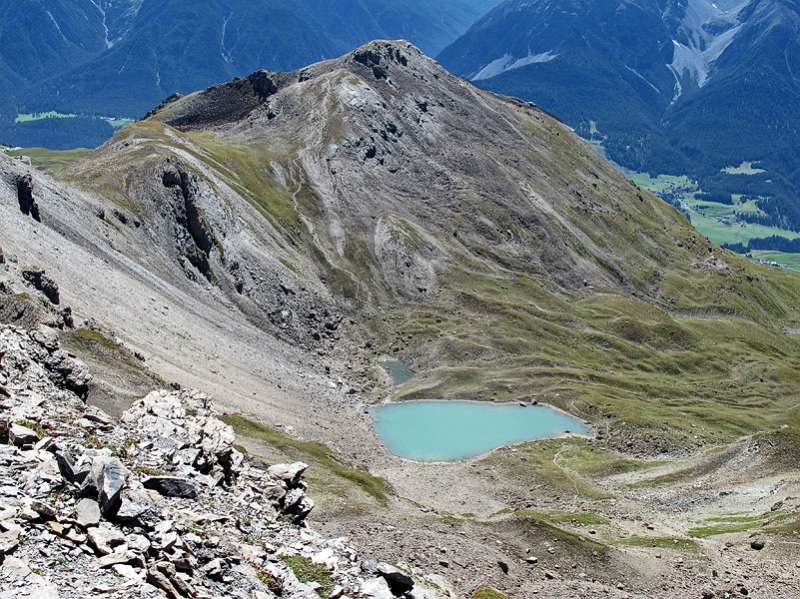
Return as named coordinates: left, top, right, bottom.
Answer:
left=373, top=400, right=591, bottom=461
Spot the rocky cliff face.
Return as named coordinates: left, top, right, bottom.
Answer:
left=0, top=325, right=442, bottom=599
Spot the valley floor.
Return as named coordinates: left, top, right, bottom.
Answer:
left=622, top=168, right=800, bottom=273
left=214, top=361, right=800, bottom=598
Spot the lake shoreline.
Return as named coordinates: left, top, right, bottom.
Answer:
left=370, top=398, right=595, bottom=464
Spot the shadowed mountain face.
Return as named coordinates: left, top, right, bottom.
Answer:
left=2, top=40, right=800, bottom=597
left=439, top=0, right=800, bottom=229
left=0, top=0, right=142, bottom=102
left=0, top=0, right=498, bottom=148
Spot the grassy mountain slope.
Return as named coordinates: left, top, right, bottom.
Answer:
left=65, top=41, right=800, bottom=455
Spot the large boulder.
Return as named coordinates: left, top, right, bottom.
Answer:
left=75, top=498, right=101, bottom=528
left=268, top=462, right=309, bottom=487
left=16, top=174, right=41, bottom=222
left=142, top=476, right=198, bottom=499
left=116, top=488, right=159, bottom=529
left=88, top=455, right=128, bottom=517
left=55, top=449, right=76, bottom=482
left=361, top=577, right=395, bottom=599
left=282, top=487, right=315, bottom=523
left=43, top=351, right=91, bottom=400
left=87, top=526, right=126, bottom=556
left=377, top=563, right=415, bottom=596
left=199, top=417, right=235, bottom=457
left=9, top=423, right=40, bottom=448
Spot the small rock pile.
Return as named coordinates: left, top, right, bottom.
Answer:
left=0, top=325, right=440, bottom=599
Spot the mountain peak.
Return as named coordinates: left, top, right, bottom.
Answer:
left=347, top=39, right=423, bottom=78
left=150, top=39, right=451, bottom=133
left=102, top=36, right=703, bottom=302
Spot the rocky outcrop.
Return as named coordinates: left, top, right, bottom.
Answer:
left=351, top=42, right=411, bottom=80
left=143, top=93, right=183, bottom=120
left=161, top=70, right=283, bottom=130
left=248, top=70, right=279, bottom=101
left=0, top=267, right=73, bottom=331
left=15, top=175, right=40, bottom=222
left=161, top=165, right=217, bottom=281
left=0, top=325, right=437, bottom=599
left=1, top=329, right=91, bottom=399
left=21, top=269, right=59, bottom=305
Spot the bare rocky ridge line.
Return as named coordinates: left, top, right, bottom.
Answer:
left=0, top=324, right=446, bottom=599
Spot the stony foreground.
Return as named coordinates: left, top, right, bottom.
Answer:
left=0, top=325, right=439, bottom=599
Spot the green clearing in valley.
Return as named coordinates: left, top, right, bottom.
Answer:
left=106, top=117, right=135, bottom=129
left=625, top=170, right=695, bottom=194
left=14, top=112, right=134, bottom=130
left=685, top=209, right=800, bottom=246
left=750, top=251, right=800, bottom=272
left=624, top=168, right=800, bottom=267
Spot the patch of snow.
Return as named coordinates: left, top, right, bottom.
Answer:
left=472, top=50, right=559, bottom=81
left=624, top=65, right=660, bottom=93
left=90, top=0, right=144, bottom=47
left=221, top=13, right=233, bottom=64
left=667, top=64, right=684, bottom=104
left=88, top=0, right=112, bottom=48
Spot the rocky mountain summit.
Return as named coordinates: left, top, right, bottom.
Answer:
left=0, top=325, right=440, bottom=599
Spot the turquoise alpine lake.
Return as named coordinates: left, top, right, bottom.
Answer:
left=373, top=400, right=591, bottom=461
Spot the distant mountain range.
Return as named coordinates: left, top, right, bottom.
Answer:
left=0, top=0, right=497, bottom=148
left=440, top=0, right=800, bottom=232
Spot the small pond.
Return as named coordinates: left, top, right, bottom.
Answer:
left=372, top=400, right=591, bottom=461
left=379, top=359, right=415, bottom=386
